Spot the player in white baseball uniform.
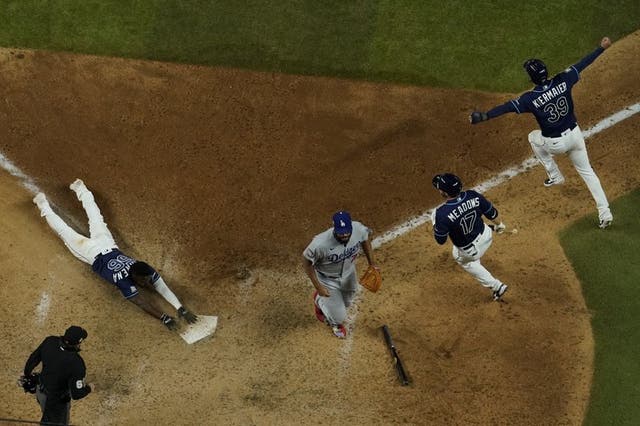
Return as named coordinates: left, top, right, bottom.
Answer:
left=303, top=211, right=377, bottom=338
left=32, top=179, right=198, bottom=330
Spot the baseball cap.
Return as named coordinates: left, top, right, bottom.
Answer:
left=63, top=326, right=88, bottom=345
left=332, top=211, right=352, bottom=234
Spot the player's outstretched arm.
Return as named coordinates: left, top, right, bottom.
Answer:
left=470, top=100, right=520, bottom=124
left=572, top=36, right=612, bottom=73
left=129, top=292, right=177, bottom=330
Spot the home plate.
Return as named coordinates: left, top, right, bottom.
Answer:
left=179, top=315, right=218, bottom=344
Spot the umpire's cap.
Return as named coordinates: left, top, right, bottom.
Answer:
left=432, top=173, right=462, bottom=197
left=332, top=211, right=353, bottom=234
left=63, top=326, right=88, bottom=345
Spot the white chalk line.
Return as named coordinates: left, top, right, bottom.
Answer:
left=0, top=152, right=41, bottom=195
left=340, top=102, right=640, bottom=369
left=34, top=290, right=50, bottom=326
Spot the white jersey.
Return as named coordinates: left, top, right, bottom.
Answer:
left=303, top=221, right=370, bottom=289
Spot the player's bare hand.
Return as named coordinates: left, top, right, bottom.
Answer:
left=178, top=307, right=198, bottom=324
left=601, top=37, right=612, bottom=49
left=316, top=285, right=330, bottom=297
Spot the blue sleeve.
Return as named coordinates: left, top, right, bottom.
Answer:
left=486, top=99, right=522, bottom=119
left=478, top=193, right=498, bottom=220
left=572, top=46, right=605, bottom=73
left=433, top=212, right=449, bottom=245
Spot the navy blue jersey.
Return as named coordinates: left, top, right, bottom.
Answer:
left=433, top=190, right=498, bottom=247
left=510, top=70, right=579, bottom=136
left=91, top=249, right=160, bottom=299
left=486, top=46, right=605, bottom=137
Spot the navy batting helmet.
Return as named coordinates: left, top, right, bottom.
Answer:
left=523, top=59, right=548, bottom=85
left=432, top=173, right=462, bottom=197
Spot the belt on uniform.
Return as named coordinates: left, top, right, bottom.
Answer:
left=317, top=271, right=340, bottom=279
left=542, top=122, right=577, bottom=138
left=460, top=242, right=475, bottom=251
left=93, top=247, right=115, bottom=261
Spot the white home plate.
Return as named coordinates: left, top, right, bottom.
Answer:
left=179, top=315, right=218, bottom=344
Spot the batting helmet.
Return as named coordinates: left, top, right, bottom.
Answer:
left=432, top=173, right=462, bottom=197
left=523, top=59, right=548, bottom=85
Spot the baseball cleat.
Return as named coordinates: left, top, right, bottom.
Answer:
left=312, top=291, right=325, bottom=323
left=33, top=192, right=47, bottom=206
left=331, top=324, right=347, bottom=339
left=33, top=193, right=51, bottom=217
left=69, top=178, right=86, bottom=193
left=599, top=218, right=613, bottom=229
left=492, top=284, right=508, bottom=301
left=543, top=176, right=565, bottom=187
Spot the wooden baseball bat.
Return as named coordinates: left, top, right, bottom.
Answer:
left=381, top=325, right=410, bottom=386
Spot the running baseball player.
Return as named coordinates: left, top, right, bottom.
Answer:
left=32, top=179, right=199, bottom=330
left=431, top=173, right=508, bottom=301
left=470, top=36, right=614, bottom=229
left=303, top=211, right=377, bottom=338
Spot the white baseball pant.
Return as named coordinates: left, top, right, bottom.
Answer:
left=452, top=225, right=503, bottom=292
left=314, top=269, right=358, bottom=325
left=37, top=185, right=117, bottom=264
left=528, top=126, right=612, bottom=222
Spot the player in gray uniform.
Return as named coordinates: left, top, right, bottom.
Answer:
left=303, top=211, right=377, bottom=338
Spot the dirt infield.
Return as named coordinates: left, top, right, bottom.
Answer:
left=1, top=31, right=639, bottom=425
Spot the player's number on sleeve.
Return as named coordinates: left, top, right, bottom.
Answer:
left=460, top=211, right=477, bottom=235
left=544, top=96, right=569, bottom=123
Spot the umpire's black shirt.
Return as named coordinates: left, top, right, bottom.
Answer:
left=24, top=336, right=91, bottom=400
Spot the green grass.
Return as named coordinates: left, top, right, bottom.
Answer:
left=0, top=1, right=638, bottom=91
left=560, top=189, right=640, bottom=426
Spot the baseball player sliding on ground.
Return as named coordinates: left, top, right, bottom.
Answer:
left=303, top=211, right=377, bottom=338
left=432, top=173, right=508, bottom=301
left=33, top=179, right=198, bottom=330
left=470, top=36, right=614, bottom=229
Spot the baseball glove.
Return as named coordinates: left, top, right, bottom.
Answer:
left=360, top=265, right=382, bottom=293
left=18, top=373, right=39, bottom=394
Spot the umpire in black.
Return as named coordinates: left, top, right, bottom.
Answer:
left=23, top=326, right=92, bottom=425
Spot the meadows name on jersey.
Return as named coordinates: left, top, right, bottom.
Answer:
left=445, top=197, right=481, bottom=222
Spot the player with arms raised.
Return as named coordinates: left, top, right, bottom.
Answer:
left=470, top=37, right=613, bottom=229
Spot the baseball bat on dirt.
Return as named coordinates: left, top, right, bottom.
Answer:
left=381, top=325, right=410, bottom=386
